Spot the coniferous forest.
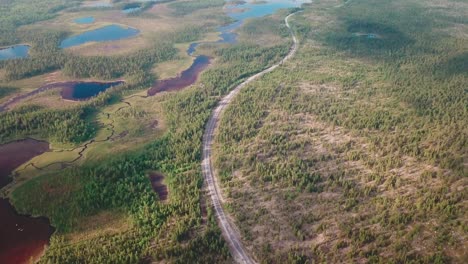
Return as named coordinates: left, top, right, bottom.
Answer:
left=0, top=0, right=466, bottom=263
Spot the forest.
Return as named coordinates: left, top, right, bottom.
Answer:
left=1, top=0, right=466, bottom=263
left=213, top=0, right=467, bottom=263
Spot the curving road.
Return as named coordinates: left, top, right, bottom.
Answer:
left=201, top=11, right=300, bottom=264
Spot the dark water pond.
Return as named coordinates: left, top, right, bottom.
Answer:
left=61, top=81, right=125, bottom=100
left=0, top=45, right=30, bottom=61
left=0, top=138, right=50, bottom=189
left=149, top=172, right=168, bottom=201
left=0, top=81, right=124, bottom=111
left=60, top=25, right=140, bottom=49
left=148, top=56, right=210, bottom=96
left=0, top=138, right=52, bottom=264
left=74, top=16, right=95, bottom=24
left=0, top=199, right=55, bottom=264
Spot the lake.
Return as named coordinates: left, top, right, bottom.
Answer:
left=220, top=0, right=311, bottom=43
left=0, top=138, right=53, bottom=264
left=0, top=45, right=30, bottom=61
left=188, top=0, right=310, bottom=54
left=60, top=25, right=140, bottom=49
left=0, top=199, right=55, bottom=264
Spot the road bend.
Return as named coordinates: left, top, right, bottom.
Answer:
left=201, top=11, right=300, bottom=264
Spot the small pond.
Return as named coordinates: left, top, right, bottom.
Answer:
left=60, top=25, right=140, bottom=49
left=61, top=81, right=125, bottom=100
left=74, top=16, right=95, bottom=24
left=0, top=45, right=30, bottom=61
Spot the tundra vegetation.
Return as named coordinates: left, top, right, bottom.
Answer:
left=214, top=0, right=467, bottom=263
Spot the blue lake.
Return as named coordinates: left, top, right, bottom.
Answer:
left=0, top=45, right=30, bottom=61
left=60, top=25, right=140, bottom=49
left=220, top=0, right=310, bottom=43
left=74, top=16, right=95, bottom=24
left=187, top=0, right=310, bottom=55
left=227, top=0, right=308, bottom=21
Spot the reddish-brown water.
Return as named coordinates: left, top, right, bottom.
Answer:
left=0, top=199, right=54, bottom=264
left=147, top=55, right=211, bottom=96
left=0, top=138, right=53, bottom=264
left=0, top=138, right=50, bottom=188
left=149, top=172, right=168, bottom=201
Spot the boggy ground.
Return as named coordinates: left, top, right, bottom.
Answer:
left=213, top=0, right=467, bottom=262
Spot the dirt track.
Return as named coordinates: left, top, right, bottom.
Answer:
left=201, top=11, right=300, bottom=264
